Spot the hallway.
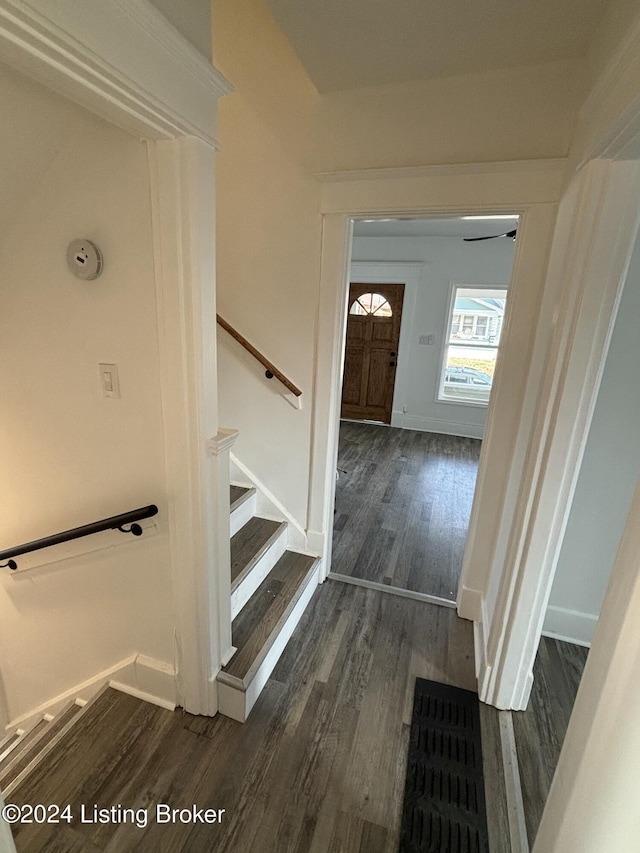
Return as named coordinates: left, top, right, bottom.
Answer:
left=333, top=422, right=481, bottom=600
left=7, top=581, right=510, bottom=853
left=5, top=577, right=592, bottom=852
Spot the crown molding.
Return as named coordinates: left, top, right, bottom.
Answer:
left=579, top=12, right=640, bottom=125
left=112, top=0, right=232, bottom=100
left=0, top=0, right=232, bottom=145
left=316, top=158, right=568, bottom=183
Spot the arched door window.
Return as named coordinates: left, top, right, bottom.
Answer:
left=349, top=292, right=393, bottom=317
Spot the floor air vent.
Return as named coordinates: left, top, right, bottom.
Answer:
left=400, top=678, right=489, bottom=853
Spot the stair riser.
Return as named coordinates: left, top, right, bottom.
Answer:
left=219, top=565, right=320, bottom=722
left=231, top=531, right=287, bottom=619
left=230, top=493, right=257, bottom=537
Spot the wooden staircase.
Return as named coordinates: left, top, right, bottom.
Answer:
left=0, top=689, right=106, bottom=798
left=216, top=486, right=320, bottom=722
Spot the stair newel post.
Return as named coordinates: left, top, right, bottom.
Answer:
left=207, top=429, right=240, bottom=672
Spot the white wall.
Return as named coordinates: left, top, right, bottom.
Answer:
left=543, top=228, right=640, bottom=646
left=351, top=235, right=516, bottom=438
left=0, top=67, right=174, bottom=722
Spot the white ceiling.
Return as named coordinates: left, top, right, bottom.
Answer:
left=354, top=217, right=519, bottom=239
left=264, top=0, right=611, bottom=92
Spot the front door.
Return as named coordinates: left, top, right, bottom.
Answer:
left=341, top=283, right=404, bottom=423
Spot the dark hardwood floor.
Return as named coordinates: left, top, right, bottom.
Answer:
left=512, top=636, right=589, bottom=848
left=334, top=421, right=481, bottom=600
left=9, top=580, right=510, bottom=853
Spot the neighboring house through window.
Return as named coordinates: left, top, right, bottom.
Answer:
left=438, top=285, right=507, bottom=405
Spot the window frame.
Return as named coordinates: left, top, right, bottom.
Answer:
left=436, top=282, right=509, bottom=408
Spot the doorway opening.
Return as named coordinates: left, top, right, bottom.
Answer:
left=331, top=215, right=518, bottom=604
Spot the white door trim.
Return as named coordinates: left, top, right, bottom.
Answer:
left=480, top=158, right=640, bottom=708
left=307, top=162, right=565, bottom=584
left=0, top=0, right=232, bottom=715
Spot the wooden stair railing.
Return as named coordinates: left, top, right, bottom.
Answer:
left=216, top=314, right=302, bottom=398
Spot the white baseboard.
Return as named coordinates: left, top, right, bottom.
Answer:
left=542, top=605, right=596, bottom=647
left=5, top=654, right=177, bottom=734
left=457, top=584, right=483, bottom=622
left=391, top=413, right=484, bottom=440
left=109, top=654, right=178, bottom=711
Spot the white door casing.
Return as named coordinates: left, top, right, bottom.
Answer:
left=309, top=162, right=564, bottom=593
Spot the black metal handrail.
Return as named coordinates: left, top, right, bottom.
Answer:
left=0, top=505, right=159, bottom=570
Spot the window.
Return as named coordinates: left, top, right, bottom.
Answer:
left=349, top=292, right=393, bottom=317
left=438, top=286, right=507, bottom=405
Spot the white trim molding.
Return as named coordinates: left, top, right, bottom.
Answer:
left=542, top=606, right=595, bottom=648
left=0, top=0, right=231, bottom=145
left=4, top=654, right=177, bottom=734
left=394, top=414, right=484, bottom=440
left=309, top=166, right=563, bottom=600
left=480, top=159, right=640, bottom=710
left=317, top=158, right=567, bottom=183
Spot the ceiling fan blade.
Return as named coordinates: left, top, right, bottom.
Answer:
left=464, top=229, right=518, bottom=242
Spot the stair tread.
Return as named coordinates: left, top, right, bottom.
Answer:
left=0, top=720, right=48, bottom=774
left=0, top=702, right=81, bottom=788
left=230, top=517, right=285, bottom=586
left=223, top=550, right=318, bottom=681
left=0, top=732, right=21, bottom=761
left=230, top=485, right=254, bottom=512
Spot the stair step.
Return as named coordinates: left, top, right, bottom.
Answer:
left=218, top=551, right=320, bottom=721
left=0, top=718, right=48, bottom=776
left=229, top=485, right=257, bottom=536
left=231, top=517, right=284, bottom=587
left=0, top=701, right=82, bottom=792
left=230, top=517, right=288, bottom=618
left=230, top=485, right=252, bottom=511
left=226, top=550, right=318, bottom=680
left=0, top=731, right=22, bottom=763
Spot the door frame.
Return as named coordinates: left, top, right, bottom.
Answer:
left=479, top=158, right=640, bottom=709
left=305, top=161, right=565, bottom=580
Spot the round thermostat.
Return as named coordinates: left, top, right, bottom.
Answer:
left=67, top=239, right=103, bottom=280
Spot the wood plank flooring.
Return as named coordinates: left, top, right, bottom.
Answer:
left=512, top=636, right=589, bottom=848
left=334, top=421, right=481, bottom=600
left=8, top=580, right=510, bottom=853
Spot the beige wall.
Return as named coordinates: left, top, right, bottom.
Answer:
left=316, top=59, right=583, bottom=172
left=213, top=0, right=322, bottom=525
left=0, top=68, right=174, bottom=721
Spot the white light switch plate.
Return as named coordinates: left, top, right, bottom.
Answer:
left=99, top=363, right=120, bottom=398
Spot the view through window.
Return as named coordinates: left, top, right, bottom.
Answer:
left=438, top=286, right=507, bottom=405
